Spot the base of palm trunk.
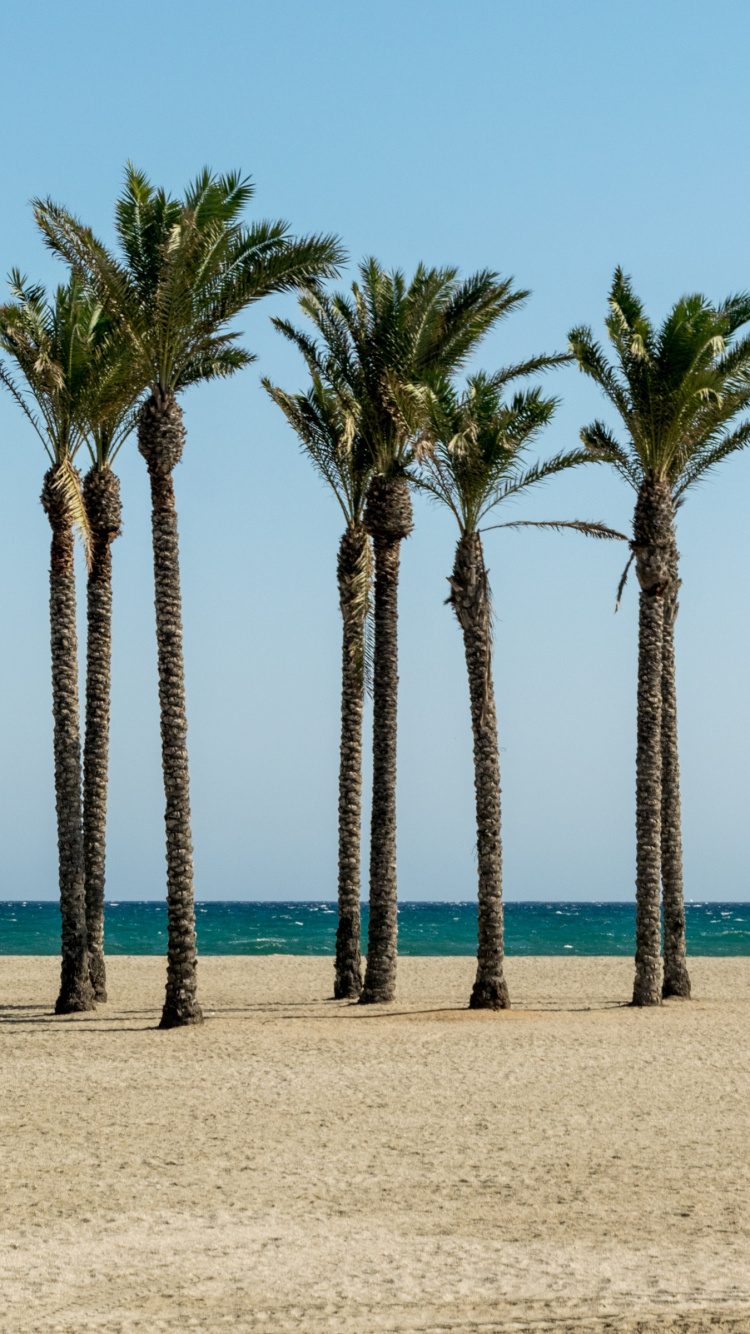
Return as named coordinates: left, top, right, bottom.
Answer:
left=631, top=967, right=662, bottom=1007
left=334, top=911, right=363, bottom=1000
left=469, top=972, right=511, bottom=1010
left=358, top=984, right=395, bottom=1005
left=662, top=962, right=691, bottom=999
left=88, top=950, right=107, bottom=1003
left=334, top=967, right=363, bottom=1000
left=159, top=1002, right=204, bottom=1029
left=55, top=974, right=96, bottom=1014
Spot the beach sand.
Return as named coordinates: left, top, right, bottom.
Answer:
left=1, top=955, right=749, bottom=1333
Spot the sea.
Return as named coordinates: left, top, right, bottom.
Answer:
left=1, top=900, right=749, bottom=955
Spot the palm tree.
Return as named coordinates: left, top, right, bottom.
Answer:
left=417, top=369, right=615, bottom=1007
left=277, top=262, right=523, bottom=1003
left=0, top=273, right=99, bottom=1013
left=263, top=369, right=373, bottom=998
left=35, top=166, right=344, bottom=1027
left=79, top=329, right=142, bottom=1000
left=570, top=271, right=750, bottom=1005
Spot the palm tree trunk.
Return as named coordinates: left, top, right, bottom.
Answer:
left=41, top=469, right=95, bottom=1015
left=334, top=525, right=369, bottom=999
left=138, top=392, right=202, bottom=1029
left=661, top=540, right=691, bottom=999
left=448, top=532, right=510, bottom=1010
left=82, top=467, right=122, bottom=1002
left=631, top=476, right=672, bottom=1007
left=360, top=476, right=413, bottom=1004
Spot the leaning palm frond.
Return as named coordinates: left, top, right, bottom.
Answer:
left=0, top=362, right=52, bottom=457
left=485, top=519, right=628, bottom=540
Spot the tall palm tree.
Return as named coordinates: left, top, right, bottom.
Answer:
left=79, top=330, right=142, bottom=1000
left=0, top=273, right=99, bottom=1013
left=277, top=262, right=522, bottom=1003
left=570, top=271, right=750, bottom=1005
left=263, top=369, right=373, bottom=998
left=417, top=369, right=615, bottom=1007
left=35, top=166, right=344, bottom=1027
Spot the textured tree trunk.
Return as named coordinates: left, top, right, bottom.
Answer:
left=334, top=525, right=369, bottom=999
left=631, top=476, right=672, bottom=1007
left=448, top=532, right=510, bottom=1010
left=82, top=467, right=122, bottom=1002
left=41, top=469, right=95, bottom=1015
left=661, top=538, right=691, bottom=999
left=360, top=476, right=413, bottom=1004
left=138, top=392, right=202, bottom=1028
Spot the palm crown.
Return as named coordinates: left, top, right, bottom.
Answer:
left=0, top=270, right=101, bottom=465
left=273, top=258, right=528, bottom=477
left=262, top=371, right=373, bottom=527
left=0, top=271, right=132, bottom=537
left=569, top=268, right=750, bottom=501
left=82, top=317, right=143, bottom=470
left=33, top=165, right=345, bottom=397
left=416, top=367, right=588, bottom=533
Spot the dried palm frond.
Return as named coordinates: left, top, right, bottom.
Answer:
left=487, top=519, right=628, bottom=540
left=615, top=551, right=635, bottom=612
left=53, top=457, right=92, bottom=568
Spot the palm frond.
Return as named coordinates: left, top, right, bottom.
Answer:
left=614, top=551, right=635, bottom=612
left=580, top=420, right=642, bottom=488
left=484, top=518, right=628, bottom=540
left=0, top=361, right=51, bottom=456
left=673, top=418, right=750, bottom=498
left=350, top=533, right=374, bottom=697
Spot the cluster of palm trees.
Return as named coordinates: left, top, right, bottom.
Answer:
left=3, top=165, right=749, bottom=1025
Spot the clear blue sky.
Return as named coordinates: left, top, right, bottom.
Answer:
left=1, top=0, right=748, bottom=901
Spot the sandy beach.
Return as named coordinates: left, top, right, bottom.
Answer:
left=1, top=955, right=749, bottom=1333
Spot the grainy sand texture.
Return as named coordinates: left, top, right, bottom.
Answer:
left=1, top=955, right=749, bottom=1333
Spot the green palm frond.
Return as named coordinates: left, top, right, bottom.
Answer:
left=580, top=421, right=643, bottom=489
left=0, top=362, right=50, bottom=456
left=673, top=418, right=750, bottom=499
left=483, top=351, right=573, bottom=389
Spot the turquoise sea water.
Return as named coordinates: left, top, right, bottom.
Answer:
left=1, top=900, right=749, bottom=955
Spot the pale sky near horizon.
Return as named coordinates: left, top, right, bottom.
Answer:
left=0, top=0, right=749, bottom=902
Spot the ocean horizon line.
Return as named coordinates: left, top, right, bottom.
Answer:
left=2, top=897, right=749, bottom=907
